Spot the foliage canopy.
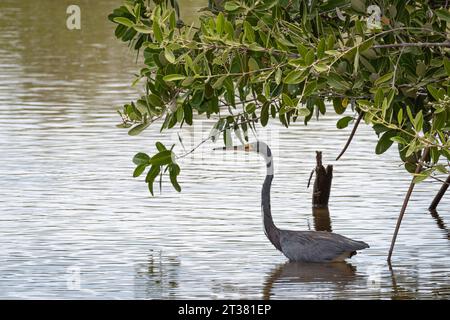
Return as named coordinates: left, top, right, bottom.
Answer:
left=109, top=0, right=450, bottom=194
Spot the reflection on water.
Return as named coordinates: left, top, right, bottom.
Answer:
left=263, top=262, right=357, bottom=300
left=312, top=208, right=333, bottom=232
left=0, top=0, right=449, bottom=299
left=134, top=250, right=181, bottom=299
left=429, top=210, right=450, bottom=240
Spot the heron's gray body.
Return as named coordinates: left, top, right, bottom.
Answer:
left=279, top=230, right=369, bottom=262
left=255, top=141, right=369, bottom=263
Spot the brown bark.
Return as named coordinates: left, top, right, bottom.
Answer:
left=387, top=148, right=429, bottom=263
left=428, top=174, right=450, bottom=211
left=312, top=151, right=333, bottom=209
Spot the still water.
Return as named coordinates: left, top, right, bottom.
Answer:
left=0, top=0, right=449, bottom=299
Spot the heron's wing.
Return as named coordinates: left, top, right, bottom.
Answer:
left=280, top=230, right=369, bottom=262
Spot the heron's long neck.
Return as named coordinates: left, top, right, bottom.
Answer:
left=260, top=150, right=282, bottom=251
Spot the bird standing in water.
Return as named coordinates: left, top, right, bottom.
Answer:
left=214, top=141, right=369, bottom=262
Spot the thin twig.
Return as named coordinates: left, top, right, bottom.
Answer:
left=336, top=111, right=363, bottom=161
left=373, top=42, right=450, bottom=49
left=176, top=116, right=261, bottom=159
left=307, top=169, right=314, bottom=188
left=387, top=147, right=430, bottom=263
left=428, top=174, right=450, bottom=186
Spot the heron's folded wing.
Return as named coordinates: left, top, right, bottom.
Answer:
left=280, top=230, right=368, bottom=262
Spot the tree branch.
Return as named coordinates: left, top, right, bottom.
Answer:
left=429, top=174, right=450, bottom=211
left=336, top=111, right=363, bottom=161
left=373, top=42, right=450, bottom=49
left=387, top=147, right=430, bottom=263
left=176, top=116, right=261, bottom=159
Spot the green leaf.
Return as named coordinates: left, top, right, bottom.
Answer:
left=284, top=69, right=306, bottom=84
left=148, top=94, right=164, bottom=107
left=381, top=98, right=389, bottom=119
left=435, top=164, right=448, bottom=174
left=413, top=173, right=429, bottom=184
left=164, top=49, right=176, bottom=64
left=216, top=12, right=225, bottom=35
left=181, top=77, right=195, bottom=87
left=406, top=106, right=415, bottom=124
left=397, top=108, right=403, bottom=125
left=169, top=164, right=181, bottom=192
left=351, top=0, right=366, bottom=13
left=150, top=150, right=173, bottom=166
left=224, top=21, right=235, bottom=39
left=313, top=63, right=328, bottom=72
left=427, top=84, right=444, bottom=100
left=133, top=152, right=150, bottom=165
left=431, top=147, right=440, bottom=164
left=282, top=93, right=294, bottom=107
left=146, top=165, right=161, bottom=196
left=414, top=111, right=423, bottom=132
left=133, top=25, right=152, bottom=34
left=374, top=72, right=394, bottom=86
left=374, top=88, right=384, bottom=107
left=176, top=106, right=184, bottom=123
left=297, top=108, right=311, bottom=117
left=275, top=68, right=282, bottom=85
left=128, top=122, right=150, bottom=136
left=390, top=136, right=408, bottom=145
left=224, top=1, right=240, bottom=11
left=152, top=20, right=163, bottom=42
left=163, top=74, right=186, bottom=82
left=114, top=17, right=134, bottom=27
left=184, top=103, right=193, bottom=125
left=436, top=9, right=450, bottom=23
left=375, top=130, right=396, bottom=155
left=444, top=58, right=450, bottom=77
left=245, top=103, right=256, bottom=114
left=260, top=103, right=269, bottom=127
left=327, top=73, right=350, bottom=91
left=336, top=116, right=353, bottom=129
left=156, top=142, right=166, bottom=152
left=212, top=75, right=227, bottom=89
left=303, top=81, right=317, bottom=97
left=405, top=140, right=417, bottom=158
left=317, top=38, right=326, bottom=59
left=305, top=49, right=315, bottom=66
left=133, top=164, right=146, bottom=178
left=243, top=21, right=255, bottom=43
left=248, top=57, right=259, bottom=72
left=433, top=111, right=446, bottom=131
left=333, top=98, right=346, bottom=114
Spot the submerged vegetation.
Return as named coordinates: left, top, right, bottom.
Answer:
left=109, top=0, right=450, bottom=195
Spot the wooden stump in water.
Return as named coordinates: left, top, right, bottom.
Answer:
left=310, top=151, right=333, bottom=232
left=312, top=151, right=333, bottom=209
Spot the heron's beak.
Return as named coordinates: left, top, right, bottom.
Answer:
left=213, top=144, right=252, bottom=152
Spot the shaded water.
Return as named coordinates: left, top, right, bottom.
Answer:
left=0, top=0, right=449, bottom=299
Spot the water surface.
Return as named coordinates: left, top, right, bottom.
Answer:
left=0, top=0, right=449, bottom=299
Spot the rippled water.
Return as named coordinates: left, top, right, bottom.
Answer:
left=0, top=0, right=449, bottom=299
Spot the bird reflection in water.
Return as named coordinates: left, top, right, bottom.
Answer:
left=262, top=206, right=357, bottom=299
left=262, top=261, right=357, bottom=299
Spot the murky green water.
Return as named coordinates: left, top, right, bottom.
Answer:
left=0, top=0, right=449, bottom=299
